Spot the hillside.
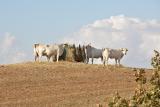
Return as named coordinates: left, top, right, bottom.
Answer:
left=0, top=62, right=153, bottom=107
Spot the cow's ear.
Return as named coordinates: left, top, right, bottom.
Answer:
left=34, top=44, right=39, bottom=48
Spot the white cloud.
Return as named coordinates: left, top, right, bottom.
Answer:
left=63, top=15, right=160, bottom=68
left=0, top=33, right=28, bottom=64
left=0, top=32, right=15, bottom=53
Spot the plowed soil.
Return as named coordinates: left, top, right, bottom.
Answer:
left=0, top=62, right=152, bottom=107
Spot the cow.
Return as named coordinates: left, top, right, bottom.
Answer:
left=33, top=43, right=65, bottom=62
left=33, top=44, right=48, bottom=62
left=44, top=44, right=65, bottom=62
left=85, top=44, right=103, bottom=64
left=102, top=48, right=128, bottom=66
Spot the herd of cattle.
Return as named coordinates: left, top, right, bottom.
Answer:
left=33, top=43, right=128, bottom=66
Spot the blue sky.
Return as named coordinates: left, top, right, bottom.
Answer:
left=0, top=0, right=160, bottom=67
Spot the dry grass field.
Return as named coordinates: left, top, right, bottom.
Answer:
left=0, top=61, right=153, bottom=107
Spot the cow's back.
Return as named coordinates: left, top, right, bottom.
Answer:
left=109, top=49, right=123, bottom=59
left=92, top=48, right=102, bottom=58
left=86, top=46, right=102, bottom=58
left=45, top=45, right=58, bottom=56
left=45, top=44, right=64, bottom=57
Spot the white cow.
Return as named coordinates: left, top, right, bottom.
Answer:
left=33, top=43, right=65, bottom=62
left=102, top=48, right=128, bottom=66
left=44, top=44, right=65, bottom=62
left=33, top=44, right=48, bottom=61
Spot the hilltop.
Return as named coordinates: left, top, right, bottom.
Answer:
left=0, top=62, right=153, bottom=107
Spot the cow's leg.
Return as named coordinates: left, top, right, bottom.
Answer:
left=87, top=58, right=89, bottom=64
left=92, top=58, right=93, bottom=64
left=56, top=54, right=59, bottom=62
left=39, top=54, right=43, bottom=62
left=86, top=58, right=89, bottom=64
left=103, top=58, right=105, bottom=66
left=115, top=59, right=117, bottom=65
left=85, top=58, right=87, bottom=64
left=103, top=56, right=105, bottom=66
left=118, top=59, right=120, bottom=66
left=86, top=58, right=88, bottom=64
left=47, top=56, right=50, bottom=62
left=34, top=53, right=39, bottom=62
left=106, top=57, right=109, bottom=66
left=37, top=56, right=39, bottom=62
left=101, top=56, right=103, bottom=62
left=35, top=55, right=37, bottom=62
left=52, top=55, right=55, bottom=62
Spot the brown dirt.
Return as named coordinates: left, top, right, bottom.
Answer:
left=0, top=62, right=153, bottom=107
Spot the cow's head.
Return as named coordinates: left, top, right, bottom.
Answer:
left=85, top=43, right=92, bottom=50
left=34, top=44, right=39, bottom=48
left=120, top=48, right=128, bottom=55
